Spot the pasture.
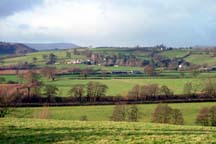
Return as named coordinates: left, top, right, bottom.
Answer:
left=10, top=102, right=216, bottom=125
left=0, top=73, right=211, bottom=96
left=1, top=118, right=216, bottom=144
left=46, top=77, right=204, bottom=96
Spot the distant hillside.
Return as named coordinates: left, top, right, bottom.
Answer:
left=0, top=42, right=36, bottom=55
left=25, top=43, right=80, bottom=50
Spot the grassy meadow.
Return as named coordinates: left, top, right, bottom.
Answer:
left=1, top=118, right=216, bottom=144
left=47, top=78, right=202, bottom=96
left=9, top=102, right=216, bottom=125
left=0, top=73, right=212, bottom=96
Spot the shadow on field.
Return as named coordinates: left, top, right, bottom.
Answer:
left=1, top=126, right=215, bottom=144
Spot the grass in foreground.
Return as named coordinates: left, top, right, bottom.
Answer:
left=1, top=118, right=216, bottom=144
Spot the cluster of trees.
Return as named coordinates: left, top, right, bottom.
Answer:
left=72, top=47, right=194, bottom=70
left=110, top=103, right=184, bottom=125
left=151, top=104, right=184, bottom=125
left=0, top=86, right=17, bottom=117
left=127, top=79, right=216, bottom=101
left=196, top=106, right=216, bottom=126
left=42, top=53, right=58, bottom=65
left=110, top=104, right=140, bottom=122
left=69, top=82, right=108, bottom=102
left=127, top=84, right=173, bottom=100
left=110, top=103, right=216, bottom=127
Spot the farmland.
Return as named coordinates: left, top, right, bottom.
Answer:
left=1, top=47, right=216, bottom=69
left=8, top=102, right=216, bottom=125
left=1, top=118, right=216, bottom=144
left=1, top=47, right=216, bottom=143
left=0, top=74, right=209, bottom=96
left=47, top=78, right=203, bottom=96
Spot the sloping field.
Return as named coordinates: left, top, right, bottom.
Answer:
left=161, top=50, right=190, bottom=59
left=1, top=50, right=85, bottom=66
left=185, top=54, right=216, bottom=66
left=1, top=118, right=216, bottom=144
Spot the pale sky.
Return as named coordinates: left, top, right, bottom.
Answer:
left=0, top=0, right=215, bottom=47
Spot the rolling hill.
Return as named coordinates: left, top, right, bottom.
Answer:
left=0, top=42, right=36, bottom=56
left=25, top=43, right=80, bottom=50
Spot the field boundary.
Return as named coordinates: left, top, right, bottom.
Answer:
left=6, top=98, right=216, bottom=107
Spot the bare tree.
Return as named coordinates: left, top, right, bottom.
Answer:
left=40, top=67, right=56, bottom=81
left=69, top=84, right=85, bottom=102
left=196, top=107, right=210, bottom=126
left=141, top=84, right=160, bottom=98
left=152, top=104, right=173, bottom=124
left=152, top=104, right=184, bottom=125
left=183, top=82, right=193, bottom=96
left=171, top=108, right=184, bottom=125
left=202, top=79, right=216, bottom=97
left=86, top=82, right=108, bottom=101
left=110, top=103, right=128, bottom=121
left=144, top=65, right=155, bottom=76
left=44, top=85, right=59, bottom=102
left=128, top=105, right=139, bottom=122
left=160, top=85, right=173, bottom=96
left=127, top=85, right=141, bottom=100
left=0, top=87, right=17, bottom=117
left=22, top=71, right=38, bottom=84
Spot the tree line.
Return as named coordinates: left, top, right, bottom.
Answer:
left=110, top=103, right=216, bottom=127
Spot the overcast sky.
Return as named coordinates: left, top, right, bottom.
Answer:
left=0, top=0, right=215, bottom=47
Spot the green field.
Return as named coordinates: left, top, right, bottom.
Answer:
left=10, top=102, right=216, bottom=125
left=1, top=118, right=216, bottom=144
left=1, top=50, right=85, bottom=67
left=0, top=74, right=210, bottom=96
left=2, top=48, right=216, bottom=69
left=161, top=49, right=190, bottom=59
left=185, top=54, right=216, bottom=66
left=46, top=77, right=204, bottom=96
